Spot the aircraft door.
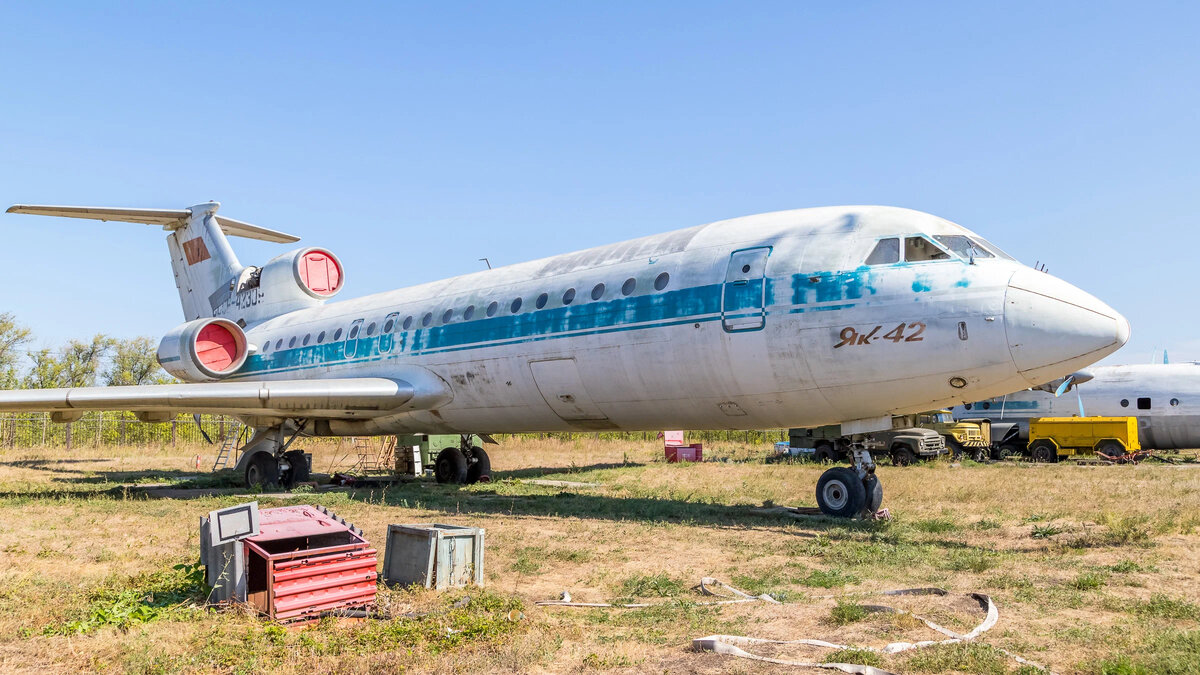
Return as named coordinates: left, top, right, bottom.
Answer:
left=379, top=313, right=400, bottom=353
left=722, top=247, right=771, bottom=332
left=529, top=358, right=613, bottom=426
left=344, top=319, right=364, bottom=359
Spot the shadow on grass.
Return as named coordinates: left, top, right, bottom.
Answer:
left=490, top=462, right=646, bottom=480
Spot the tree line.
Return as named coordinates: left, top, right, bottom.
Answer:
left=0, top=313, right=170, bottom=389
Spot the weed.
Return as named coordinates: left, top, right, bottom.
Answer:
left=987, top=573, right=1033, bottom=590
left=1070, top=571, right=1107, bottom=591
left=972, top=518, right=1002, bottom=531
left=801, top=568, right=860, bottom=588
left=900, top=642, right=1010, bottom=674
left=582, top=652, right=640, bottom=669
left=941, top=548, right=1001, bottom=573
left=912, top=517, right=958, bottom=534
left=1131, top=594, right=1200, bottom=621
left=823, top=648, right=882, bottom=667
left=44, top=560, right=208, bottom=635
left=829, top=600, right=868, bottom=625
left=1099, top=513, right=1153, bottom=547
left=730, top=569, right=802, bottom=602
left=1108, top=560, right=1156, bottom=574
left=617, top=572, right=685, bottom=600
left=1094, top=628, right=1200, bottom=674
left=511, top=546, right=544, bottom=573
left=1031, top=524, right=1063, bottom=538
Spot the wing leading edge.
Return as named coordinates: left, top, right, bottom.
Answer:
left=0, top=378, right=416, bottom=419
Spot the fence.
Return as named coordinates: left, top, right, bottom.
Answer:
left=0, top=412, right=244, bottom=449
left=0, top=412, right=791, bottom=450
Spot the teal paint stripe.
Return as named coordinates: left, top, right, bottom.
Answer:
left=234, top=269, right=884, bottom=378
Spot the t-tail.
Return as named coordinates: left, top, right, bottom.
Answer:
left=5, top=202, right=345, bottom=327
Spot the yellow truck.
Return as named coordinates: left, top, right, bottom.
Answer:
left=1027, top=417, right=1140, bottom=462
left=911, top=410, right=992, bottom=461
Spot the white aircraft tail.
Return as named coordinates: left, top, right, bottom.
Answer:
left=6, top=202, right=300, bottom=322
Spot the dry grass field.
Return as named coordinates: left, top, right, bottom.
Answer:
left=1, top=436, right=1199, bottom=674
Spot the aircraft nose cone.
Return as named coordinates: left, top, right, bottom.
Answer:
left=1005, top=268, right=1130, bottom=385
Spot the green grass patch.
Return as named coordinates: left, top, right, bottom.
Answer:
left=1131, top=594, right=1200, bottom=621
left=616, top=572, right=685, bottom=601
left=800, top=568, right=860, bottom=588
left=823, top=648, right=882, bottom=667
left=1070, top=571, right=1108, bottom=591
left=1095, top=628, right=1200, bottom=674
left=900, top=642, right=1011, bottom=674
left=912, top=517, right=958, bottom=534
left=1031, top=523, right=1063, bottom=538
left=44, top=560, right=207, bottom=635
left=828, top=600, right=868, bottom=626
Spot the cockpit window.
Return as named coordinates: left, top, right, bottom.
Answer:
left=904, top=236, right=951, bottom=262
left=865, top=238, right=900, bottom=265
left=970, top=236, right=1016, bottom=261
left=934, top=235, right=995, bottom=260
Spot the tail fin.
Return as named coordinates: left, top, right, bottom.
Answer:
left=6, top=202, right=299, bottom=321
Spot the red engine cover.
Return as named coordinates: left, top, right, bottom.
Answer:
left=195, top=322, right=241, bottom=373
left=298, top=250, right=342, bottom=296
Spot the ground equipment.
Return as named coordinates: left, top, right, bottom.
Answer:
left=1026, top=416, right=1140, bottom=462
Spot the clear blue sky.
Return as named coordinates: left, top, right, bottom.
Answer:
left=2, top=2, right=1196, bottom=365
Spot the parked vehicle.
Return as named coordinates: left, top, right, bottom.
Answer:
left=788, top=420, right=946, bottom=465
left=907, top=410, right=993, bottom=461
left=1027, top=416, right=1140, bottom=462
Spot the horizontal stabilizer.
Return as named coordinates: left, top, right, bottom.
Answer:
left=0, top=378, right=413, bottom=418
left=6, top=203, right=300, bottom=243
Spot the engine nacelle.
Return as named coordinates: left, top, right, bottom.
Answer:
left=157, top=318, right=249, bottom=382
left=257, top=246, right=344, bottom=302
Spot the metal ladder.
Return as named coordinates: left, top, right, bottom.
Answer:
left=212, top=423, right=247, bottom=471
left=352, top=436, right=396, bottom=473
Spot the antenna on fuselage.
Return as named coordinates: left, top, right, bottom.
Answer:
left=479, top=257, right=492, bottom=270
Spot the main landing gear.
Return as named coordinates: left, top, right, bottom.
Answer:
left=815, top=442, right=882, bottom=518
left=234, top=424, right=312, bottom=490
left=434, top=435, right=492, bottom=485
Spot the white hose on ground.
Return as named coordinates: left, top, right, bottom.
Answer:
left=538, top=578, right=1056, bottom=674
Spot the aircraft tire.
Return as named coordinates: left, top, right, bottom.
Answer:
left=864, top=474, right=883, bottom=513
left=435, top=447, right=469, bottom=484
left=816, top=467, right=867, bottom=518
left=281, top=449, right=310, bottom=488
left=1029, top=440, right=1058, bottom=463
left=466, top=446, right=492, bottom=484
left=245, top=452, right=280, bottom=489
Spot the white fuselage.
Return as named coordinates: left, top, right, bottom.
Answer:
left=953, top=364, right=1200, bottom=450
left=217, top=206, right=1127, bottom=436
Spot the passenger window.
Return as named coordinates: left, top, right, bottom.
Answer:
left=383, top=318, right=395, bottom=332
left=288, top=337, right=297, bottom=348
left=904, top=236, right=951, bottom=262
left=333, top=328, right=342, bottom=341
left=302, top=334, right=311, bottom=346
left=275, top=339, right=283, bottom=350
left=463, top=305, right=475, bottom=320
left=365, top=322, right=376, bottom=336
left=654, top=272, right=670, bottom=291
left=865, top=238, right=900, bottom=265
left=422, top=313, right=432, bottom=327
left=262, top=342, right=270, bottom=353
left=934, top=235, right=994, bottom=259
left=486, top=301, right=498, bottom=317
left=536, top=293, right=548, bottom=309
left=442, top=309, right=453, bottom=323
left=403, top=316, right=413, bottom=330
left=317, top=331, right=326, bottom=343
left=591, top=283, right=605, bottom=300
left=1137, top=397, right=1151, bottom=410
left=511, top=298, right=522, bottom=313
left=622, top=278, right=636, bottom=295
left=563, top=288, right=576, bottom=305
left=348, top=325, right=360, bottom=340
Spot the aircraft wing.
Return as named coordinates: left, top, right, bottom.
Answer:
left=0, top=378, right=422, bottom=420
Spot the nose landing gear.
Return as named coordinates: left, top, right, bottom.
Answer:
left=815, top=443, right=881, bottom=518
left=434, top=435, right=492, bottom=485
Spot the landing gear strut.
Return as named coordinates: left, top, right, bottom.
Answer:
left=234, top=423, right=311, bottom=490
left=815, top=442, right=881, bottom=518
left=434, top=435, right=492, bottom=485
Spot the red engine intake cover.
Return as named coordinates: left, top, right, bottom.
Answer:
left=298, top=249, right=342, bottom=297
left=195, top=322, right=241, bottom=373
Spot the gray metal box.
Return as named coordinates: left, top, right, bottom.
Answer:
left=382, top=523, right=485, bottom=590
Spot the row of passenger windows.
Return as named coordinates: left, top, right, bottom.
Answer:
left=864, top=234, right=1009, bottom=266
left=259, top=271, right=672, bottom=354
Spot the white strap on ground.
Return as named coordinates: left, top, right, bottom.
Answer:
left=537, top=578, right=1055, bottom=674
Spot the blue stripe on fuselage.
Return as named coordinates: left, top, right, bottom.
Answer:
left=233, top=268, right=919, bottom=378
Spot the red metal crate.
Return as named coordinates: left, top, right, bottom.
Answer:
left=244, top=505, right=377, bottom=623
left=665, top=443, right=703, bottom=462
